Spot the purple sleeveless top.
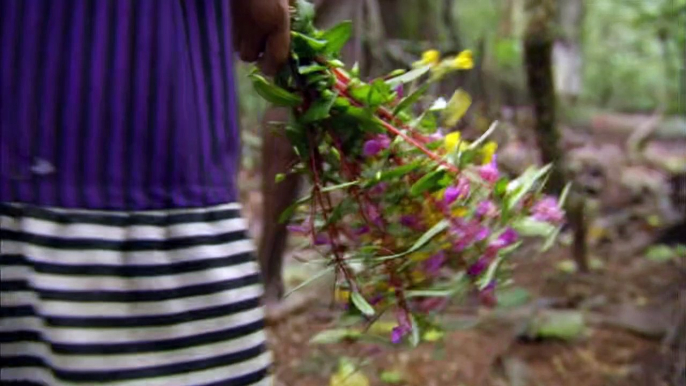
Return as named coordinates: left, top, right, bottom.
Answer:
left=1, top=0, right=241, bottom=210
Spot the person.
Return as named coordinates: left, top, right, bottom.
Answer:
left=0, top=0, right=290, bottom=385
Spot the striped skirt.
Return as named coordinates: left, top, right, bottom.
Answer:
left=0, top=203, right=272, bottom=386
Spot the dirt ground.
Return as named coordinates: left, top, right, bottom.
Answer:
left=262, top=244, right=683, bottom=386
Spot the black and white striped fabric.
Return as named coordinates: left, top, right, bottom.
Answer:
left=0, top=202, right=272, bottom=386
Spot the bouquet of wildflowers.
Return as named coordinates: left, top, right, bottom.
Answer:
left=250, top=0, right=568, bottom=345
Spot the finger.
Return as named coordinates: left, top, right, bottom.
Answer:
left=240, top=32, right=266, bottom=63
left=259, top=13, right=291, bottom=76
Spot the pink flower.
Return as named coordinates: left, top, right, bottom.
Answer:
left=531, top=196, right=565, bottom=223
left=363, top=135, right=392, bottom=157
left=475, top=200, right=497, bottom=219
left=444, top=177, right=470, bottom=206
left=478, top=156, right=499, bottom=183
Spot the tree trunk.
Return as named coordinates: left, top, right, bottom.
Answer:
left=524, top=0, right=588, bottom=272
left=553, top=0, right=584, bottom=105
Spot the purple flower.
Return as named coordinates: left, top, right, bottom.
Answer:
left=426, top=129, right=445, bottom=142
left=353, top=225, right=370, bottom=236
left=364, top=204, right=384, bottom=227
left=451, top=220, right=489, bottom=251
left=417, top=297, right=448, bottom=313
left=478, top=156, right=500, bottom=183
left=475, top=226, right=490, bottom=242
left=444, top=177, right=470, bottom=206
left=363, top=135, right=392, bottom=157
left=287, top=217, right=312, bottom=235
left=286, top=224, right=309, bottom=234
left=531, top=196, right=565, bottom=223
left=422, top=252, right=446, bottom=276
left=467, top=257, right=488, bottom=277
left=498, top=228, right=519, bottom=246
left=478, top=281, right=497, bottom=307
left=370, top=182, right=388, bottom=196
left=400, top=215, right=423, bottom=230
left=485, top=228, right=518, bottom=257
left=391, top=309, right=413, bottom=344
left=395, top=84, right=404, bottom=99
left=475, top=200, right=497, bottom=219
left=313, top=233, right=331, bottom=245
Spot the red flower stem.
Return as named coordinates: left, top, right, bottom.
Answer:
left=331, top=68, right=428, bottom=142
left=333, top=78, right=459, bottom=174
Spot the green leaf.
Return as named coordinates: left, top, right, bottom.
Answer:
left=468, top=120, right=499, bottom=150
left=300, top=91, right=338, bottom=123
left=512, top=217, right=557, bottom=237
left=292, top=0, right=315, bottom=32
left=385, top=65, right=431, bottom=88
left=320, top=21, right=353, bottom=55
left=529, top=311, right=586, bottom=341
left=309, top=328, right=361, bottom=345
left=377, top=220, right=449, bottom=261
left=506, top=164, right=553, bottom=210
left=645, top=245, right=677, bottom=262
left=283, top=266, right=334, bottom=298
left=249, top=73, right=303, bottom=107
left=380, top=371, right=403, bottom=384
left=392, top=84, right=429, bottom=115
left=371, top=161, right=422, bottom=183
left=275, top=173, right=286, bottom=183
left=298, top=63, right=327, bottom=74
left=278, top=181, right=359, bottom=224
left=410, top=169, right=445, bottom=196
left=496, top=287, right=531, bottom=308
left=350, top=292, right=375, bottom=316
left=409, top=314, right=421, bottom=347
left=441, top=89, right=472, bottom=127
left=558, top=182, right=572, bottom=207
left=368, top=79, right=394, bottom=106
left=291, top=31, right=327, bottom=51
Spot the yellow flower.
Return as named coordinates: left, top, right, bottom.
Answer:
left=368, top=321, right=397, bottom=335
left=452, top=50, right=474, bottom=70
left=444, top=131, right=470, bottom=153
left=414, top=49, right=441, bottom=67
left=452, top=207, right=468, bottom=217
left=481, top=141, right=498, bottom=164
left=411, top=270, right=426, bottom=284
left=409, top=252, right=432, bottom=262
left=422, top=329, right=445, bottom=342
left=334, top=288, right=350, bottom=304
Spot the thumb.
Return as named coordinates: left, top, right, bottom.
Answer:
left=258, top=7, right=291, bottom=76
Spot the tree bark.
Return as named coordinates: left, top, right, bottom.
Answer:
left=524, top=0, right=588, bottom=272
